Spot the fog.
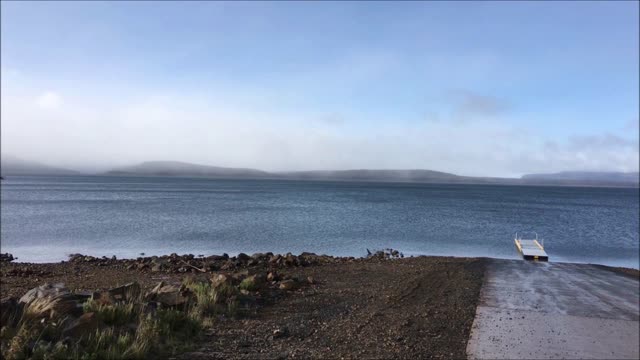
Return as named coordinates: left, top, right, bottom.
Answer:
left=1, top=71, right=638, bottom=177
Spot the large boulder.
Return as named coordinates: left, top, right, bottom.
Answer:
left=23, top=293, right=83, bottom=319
left=91, top=282, right=141, bottom=304
left=0, top=253, right=15, bottom=262
left=236, top=253, right=251, bottom=262
left=210, top=274, right=235, bottom=289
left=19, top=283, right=69, bottom=305
left=108, top=282, right=141, bottom=303
left=145, top=282, right=192, bottom=307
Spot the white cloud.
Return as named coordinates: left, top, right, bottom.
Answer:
left=35, top=91, right=62, bottom=109
left=1, top=73, right=638, bottom=177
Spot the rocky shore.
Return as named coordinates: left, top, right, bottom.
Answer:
left=1, top=249, right=485, bottom=359
left=3, top=250, right=635, bottom=359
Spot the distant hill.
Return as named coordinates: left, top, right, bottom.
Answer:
left=0, top=155, right=79, bottom=176
left=3, top=156, right=636, bottom=188
left=106, top=161, right=271, bottom=179
left=522, top=171, right=639, bottom=186
left=277, top=169, right=474, bottom=183
left=105, top=161, right=639, bottom=187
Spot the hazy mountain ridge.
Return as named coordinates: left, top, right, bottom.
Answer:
left=2, top=157, right=638, bottom=187
left=106, top=161, right=271, bottom=178
left=522, top=171, right=639, bottom=184
left=0, top=155, right=79, bottom=176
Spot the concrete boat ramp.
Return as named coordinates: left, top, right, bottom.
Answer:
left=467, top=259, right=639, bottom=359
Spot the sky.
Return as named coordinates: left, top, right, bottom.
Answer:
left=1, top=1, right=638, bottom=177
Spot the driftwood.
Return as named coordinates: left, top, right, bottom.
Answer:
left=178, top=259, right=207, bottom=273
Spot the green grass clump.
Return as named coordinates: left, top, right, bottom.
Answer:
left=2, top=294, right=205, bottom=360
left=238, top=277, right=258, bottom=292
left=83, top=301, right=138, bottom=327
left=186, top=281, right=239, bottom=320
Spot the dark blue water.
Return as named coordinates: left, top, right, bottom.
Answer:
left=1, top=176, right=638, bottom=268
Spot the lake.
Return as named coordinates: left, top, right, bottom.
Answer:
left=1, top=175, right=638, bottom=268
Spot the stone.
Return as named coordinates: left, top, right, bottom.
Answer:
left=220, top=260, right=236, bottom=271
left=62, top=312, right=99, bottom=338
left=251, top=252, right=267, bottom=260
left=19, top=283, right=69, bottom=305
left=151, top=263, right=164, bottom=272
left=24, top=293, right=83, bottom=319
left=284, top=254, right=298, bottom=267
left=273, top=327, right=289, bottom=339
left=146, top=283, right=191, bottom=307
left=237, top=253, right=251, bottom=262
left=108, top=282, right=141, bottom=303
left=267, top=272, right=278, bottom=282
left=211, top=274, right=234, bottom=289
left=0, top=297, right=22, bottom=327
left=0, top=253, right=15, bottom=262
left=279, top=279, right=299, bottom=291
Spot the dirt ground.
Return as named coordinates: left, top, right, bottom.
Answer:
left=1, top=256, right=486, bottom=359
left=180, top=257, right=486, bottom=359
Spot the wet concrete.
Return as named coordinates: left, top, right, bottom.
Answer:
left=467, top=259, right=639, bottom=359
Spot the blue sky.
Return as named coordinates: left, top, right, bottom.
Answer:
left=1, top=1, right=638, bottom=176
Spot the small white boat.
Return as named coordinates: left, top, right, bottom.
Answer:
left=514, top=232, right=548, bottom=261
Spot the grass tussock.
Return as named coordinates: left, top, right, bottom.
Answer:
left=1, top=280, right=241, bottom=360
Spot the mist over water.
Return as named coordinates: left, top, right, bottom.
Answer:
left=1, top=176, right=638, bottom=268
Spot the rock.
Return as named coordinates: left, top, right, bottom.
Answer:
left=1, top=297, right=22, bottom=327
left=211, top=274, right=235, bottom=289
left=91, top=282, right=140, bottom=305
left=151, top=263, right=165, bottom=272
left=146, top=283, right=191, bottom=307
left=279, top=279, right=299, bottom=291
left=237, top=253, right=251, bottom=262
left=24, top=293, right=83, bottom=319
left=269, top=254, right=282, bottom=265
left=0, top=253, right=15, bottom=262
left=284, top=253, right=299, bottom=267
left=273, top=327, right=289, bottom=339
left=109, top=282, right=141, bottom=303
left=68, top=253, right=84, bottom=263
left=247, top=259, right=259, bottom=267
left=62, top=312, right=99, bottom=338
left=220, top=260, right=236, bottom=271
left=267, top=272, right=279, bottom=282
left=19, top=283, right=69, bottom=305
left=251, top=252, right=267, bottom=260
left=206, top=262, right=220, bottom=271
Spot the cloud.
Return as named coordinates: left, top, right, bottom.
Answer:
left=35, top=91, right=62, bottom=109
left=624, top=118, right=639, bottom=132
left=441, top=90, right=511, bottom=123
left=567, top=133, right=638, bottom=151
left=507, top=133, right=640, bottom=175
left=1, top=72, right=637, bottom=177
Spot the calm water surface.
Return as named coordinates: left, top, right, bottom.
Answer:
left=1, top=176, right=638, bottom=268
